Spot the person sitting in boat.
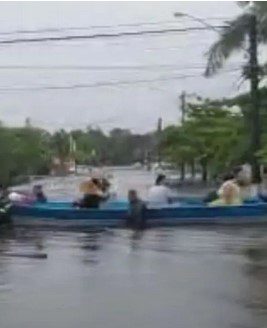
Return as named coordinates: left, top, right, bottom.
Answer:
left=204, top=167, right=248, bottom=204
left=74, top=177, right=105, bottom=208
left=203, top=173, right=234, bottom=203
left=127, top=189, right=146, bottom=230
left=147, top=174, right=173, bottom=205
left=234, top=165, right=259, bottom=201
left=218, top=166, right=257, bottom=202
left=32, top=185, right=47, bottom=203
left=209, top=180, right=242, bottom=206
left=89, top=169, right=110, bottom=195
left=8, top=189, right=34, bottom=204
left=100, top=177, right=109, bottom=191
left=8, top=185, right=47, bottom=204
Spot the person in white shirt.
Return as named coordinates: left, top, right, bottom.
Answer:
left=147, top=174, right=173, bottom=205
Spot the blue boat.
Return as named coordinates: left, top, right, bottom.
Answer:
left=9, top=197, right=267, bottom=227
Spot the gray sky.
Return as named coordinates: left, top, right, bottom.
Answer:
left=0, top=1, right=246, bottom=133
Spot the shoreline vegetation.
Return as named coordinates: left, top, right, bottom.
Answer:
left=3, top=87, right=267, bottom=188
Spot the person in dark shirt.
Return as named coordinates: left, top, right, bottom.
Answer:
left=127, top=189, right=146, bottom=230
left=32, top=185, right=47, bottom=203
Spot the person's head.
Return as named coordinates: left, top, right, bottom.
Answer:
left=128, top=189, right=139, bottom=203
left=155, top=174, right=166, bottom=186
left=101, top=178, right=110, bottom=192
left=33, top=185, right=43, bottom=194
left=91, top=168, right=103, bottom=180
left=233, top=166, right=242, bottom=177
left=92, top=178, right=101, bottom=188
left=233, top=165, right=251, bottom=186
left=222, top=173, right=235, bottom=182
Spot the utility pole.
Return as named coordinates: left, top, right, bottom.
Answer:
left=179, top=91, right=186, bottom=181
left=248, top=6, right=261, bottom=183
left=180, top=91, right=186, bottom=124
left=157, top=117, right=162, bottom=165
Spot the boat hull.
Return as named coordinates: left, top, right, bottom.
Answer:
left=9, top=201, right=267, bottom=227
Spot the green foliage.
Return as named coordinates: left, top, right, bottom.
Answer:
left=0, top=123, right=157, bottom=185
left=205, top=2, right=267, bottom=76
left=50, top=129, right=70, bottom=163
left=160, top=101, right=245, bottom=178
left=0, top=126, right=52, bottom=185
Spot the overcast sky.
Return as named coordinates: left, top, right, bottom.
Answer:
left=0, top=1, right=247, bottom=133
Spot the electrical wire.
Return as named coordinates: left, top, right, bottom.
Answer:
left=0, top=25, right=228, bottom=45
left=0, top=17, right=230, bottom=37
left=0, top=63, right=242, bottom=71
left=0, top=68, right=240, bottom=92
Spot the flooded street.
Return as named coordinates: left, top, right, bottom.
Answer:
left=0, top=168, right=267, bottom=328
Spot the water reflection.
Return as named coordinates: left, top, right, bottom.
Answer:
left=78, top=229, right=104, bottom=265
left=0, top=224, right=266, bottom=328
left=243, top=241, right=267, bottom=318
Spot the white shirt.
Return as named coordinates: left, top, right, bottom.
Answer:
left=147, top=185, right=172, bottom=204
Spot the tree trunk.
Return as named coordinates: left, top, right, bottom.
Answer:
left=249, top=12, right=261, bottom=183
left=180, top=162, right=185, bottom=181
left=190, top=160, right=195, bottom=180
left=201, top=162, right=208, bottom=183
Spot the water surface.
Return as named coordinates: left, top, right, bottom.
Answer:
left=0, top=168, right=266, bottom=328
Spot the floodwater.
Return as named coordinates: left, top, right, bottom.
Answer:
left=0, top=168, right=267, bottom=328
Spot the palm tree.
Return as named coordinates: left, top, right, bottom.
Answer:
left=205, top=2, right=267, bottom=183
left=205, top=2, right=267, bottom=77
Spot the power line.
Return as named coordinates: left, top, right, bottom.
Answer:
left=0, top=63, right=242, bottom=71
left=0, top=69, right=240, bottom=92
left=0, top=17, right=230, bottom=37
left=0, top=25, right=227, bottom=45
left=0, top=74, right=201, bottom=91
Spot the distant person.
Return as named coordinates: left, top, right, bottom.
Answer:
left=147, top=174, right=173, bottom=205
left=32, top=185, right=47, bottom=203
left=127, top=189, right=146, bottom=229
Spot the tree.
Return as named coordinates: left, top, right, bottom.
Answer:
left=160, top=101, right=245, bottom=181
left=0, top=127, right=19, bottom=185
left=0, top=125, right=52, bottom=185
left=205, top=2, right=267, bottom=77
left=161, top=125, right=199, bottom=180
left=205, top=2, right=267, bottom=182
left=50, top=129, right=70, bottom=166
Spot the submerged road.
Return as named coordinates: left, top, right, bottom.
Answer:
left=0, top=168, right=266, bottom=328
